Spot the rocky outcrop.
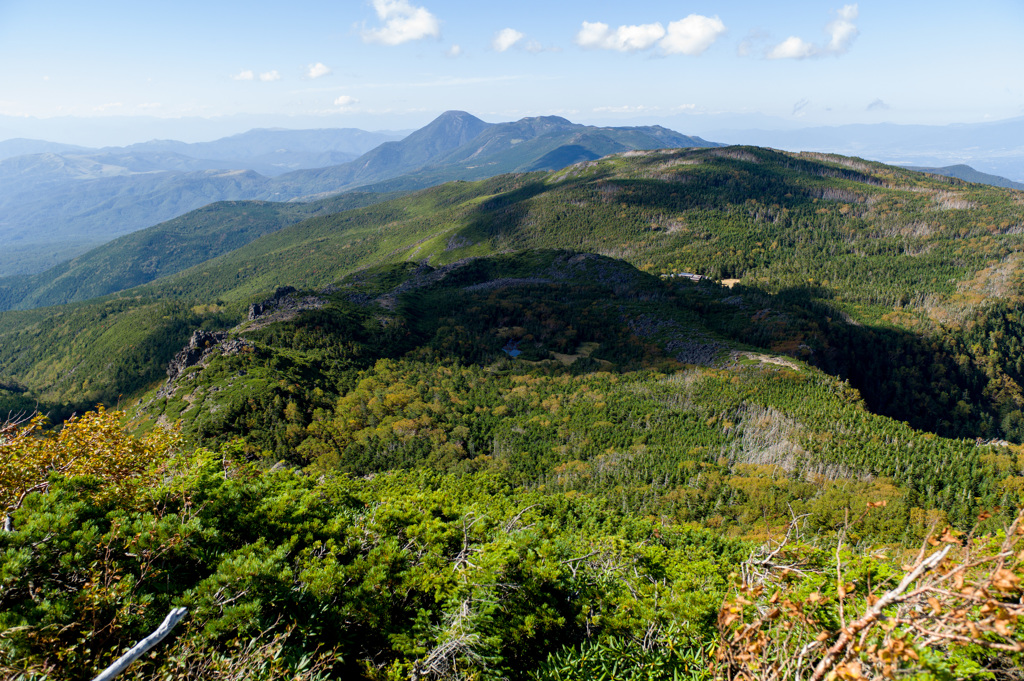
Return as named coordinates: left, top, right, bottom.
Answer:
left=166, top=330, right=227, bottom=382
left=157, top=332, right=253, bottom=401
left=246, top=286, right=327, bottom=328
left=248, top=286, right=297, bottom=321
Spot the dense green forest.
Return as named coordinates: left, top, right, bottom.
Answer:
left=3, top=147, right=1024, bottom=679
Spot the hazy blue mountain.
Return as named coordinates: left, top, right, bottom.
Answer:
left=901, top=164, right=1024, bottom=191
left=265, top=111, right=493, bottom=198
left=0, top=127, right=406, bottom=275
left=267, top=112, right=717, bottom=197
left=428, top=119, right=714, bottom=174
left=0, top=168, right=271, bottom=275
left=707, top=117, right=1024, bottom=183
left=0, top=138, right=90, bottom=160
left=116, top=127, right=405, bottom=176
left=0, top=112, right=717, bottom=276
left=0, top=191, right=402, bottom=312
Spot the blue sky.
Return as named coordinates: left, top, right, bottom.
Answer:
left=1, top=0, right=1022, bottom=143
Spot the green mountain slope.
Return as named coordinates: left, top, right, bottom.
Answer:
left=0, top=191, right=403, bottom=312
left=5, top=150, right=1024, bottom=679
left=126, top=145, right=1024, bottom=318
left=0, top=111, right=716, bottom=277
left=4, top=145, right=1024, bottom=446
left=128, top=251, right=1002, bottom=527
left=6, top=249, right=1024, bottom=681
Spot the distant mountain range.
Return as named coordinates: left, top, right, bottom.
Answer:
left=0, top=192, right=402, bottom=312
left=900, top=164, right=1024, bottom=191
left=706, top=116, right=1024, bottom=183
left=0, top=112, right=717, bottom=276
left=0, top=127, right=404, bottom=170
left=265, top=112, right=715, bottom=199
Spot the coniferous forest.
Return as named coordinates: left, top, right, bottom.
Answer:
left=3, top=147, right=1024, bottom=680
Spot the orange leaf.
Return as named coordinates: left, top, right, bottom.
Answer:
left=992, top=568, right=1021, bottom=593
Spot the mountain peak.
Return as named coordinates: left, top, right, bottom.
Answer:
left=516, top=115, right=574, bottom=126
left=402, top=111, right=492, bottom=152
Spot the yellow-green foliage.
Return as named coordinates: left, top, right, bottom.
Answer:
left=1, top=406, right=179, bottom=521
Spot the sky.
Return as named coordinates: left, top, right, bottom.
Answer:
left=1, top=0, right=1022, bottom=145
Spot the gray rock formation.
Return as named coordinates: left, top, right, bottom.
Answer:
left=166, top=330, right=227, bottom=381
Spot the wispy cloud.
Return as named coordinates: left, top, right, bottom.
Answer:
left=575, top=15, right=725, bottom=55
left=737, top=29, right=770, bottom=57
left=446, top=44, right=462, bottom=57
left=362, top=0, right=440, bottom=45
left=594, top=104, right=662, bottom=113
left=334, top=95, right=359, bottom=111
left=767, top=4, right=860, bottom=59
left=232, top=70, right=255, bottom=81
left=792, top=98, right=811, bottom=116
left=364, top=74, right=531, bottom=89
left=826, top=4, right=860, bottom=53
left=492, top=28, right=525, bottom=52
left=292, top=74, right=533, bottom=98
left=768, top=36, right=817, bottom=60
left=307, top=63, right=332, bottom=79
left=259, top=70, right=282, bottom=82
left=867, top=98, right=890, bottom=111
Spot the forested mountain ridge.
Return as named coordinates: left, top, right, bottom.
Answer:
left=131, top=250, right=1011, bottom=530
left=4, top=144, right=1024, bottom=446
left=0, top=111, right=716, bottom=277
left=4, top=147, right=1024, bottom=679
left=0, top=191, right=405, bottom=312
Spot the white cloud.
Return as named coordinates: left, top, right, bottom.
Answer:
left=576, top=15, right=725, bottom=54
left=767, top=4, right=859, bottom=59
left=594, top=104, right=661, bottom=113
left=446, top=44, right=462, bottom=57
left=826, top=4, right=859, bottom=53
left=334, top=95, right=359, bottom=111
left=492, top=28, right=524, bottom=52
left=660, top=15, right=726, bottom=55
left=768, top=36, right=817, bottom=59
left=232, top=70, right=255, bottom=81
left=362, top=0, right=440, bottom=45
left=867, top=98, right=889, bottom=111
left=576, top=21, right=666, bottom=51
left=307, top=62, right=332, bottom=79
left=259, top=70, right=282, bottom=82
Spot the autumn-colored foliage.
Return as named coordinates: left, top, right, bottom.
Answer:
left=1, top=406, right=179, bottom=528
left=717, top=509, right=1024, bottom=680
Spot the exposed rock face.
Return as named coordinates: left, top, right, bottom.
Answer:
left=159, top=331, right=254, bottom=399
left=248, top=286, right=297, bottom=321
left=246, top=286, right=328, bottom=328
left=167, top=330, right=227, bottom=381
